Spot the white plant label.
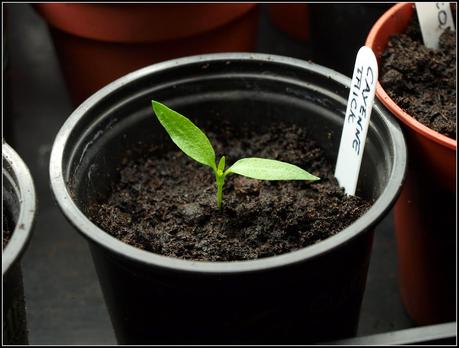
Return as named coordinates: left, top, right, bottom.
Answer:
left=335, top=46, right=378, bottom=196
left=416, top=2, right=455, bottom=49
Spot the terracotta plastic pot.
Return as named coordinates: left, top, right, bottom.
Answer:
left=34, top=3, right=259, bottom=104
left=366, top=2, right=457, bottom=325
left=49, top=53, right=406, bottom=344
left=267, top=4, right=310, bottom=42
left=3, top=142, right=37, bottom=344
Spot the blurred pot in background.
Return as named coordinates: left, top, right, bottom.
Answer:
left=267, top=3, right=310, bottom=42
left=34, top=3, right=259, bottom=104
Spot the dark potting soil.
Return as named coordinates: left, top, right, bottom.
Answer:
left=3, top=208, right=14, bottom=250
left=380, top=15, right=456, bottom=139
left=88, top=122, right=372, bottom=261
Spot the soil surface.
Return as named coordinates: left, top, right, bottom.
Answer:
left=380, top=15, right=456, bottom=139
left=88, top=122, right=372, bottom=261
left=3, top=209, right=13, bottom=250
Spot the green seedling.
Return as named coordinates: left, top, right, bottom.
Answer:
left=151, top=101, right=320, bottom=209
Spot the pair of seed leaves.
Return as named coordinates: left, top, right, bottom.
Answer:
left=151, top=101, right=320, bottom=208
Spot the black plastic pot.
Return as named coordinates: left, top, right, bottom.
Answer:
left=309, top=3, right=393, bottom=76
left=49, top=53, right=406, bottom=344
left=3, top=142, right=36, bottom=345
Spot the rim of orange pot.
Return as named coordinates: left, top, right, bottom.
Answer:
left=33, top=3, right=257, bottom=43
left=366, top=2, right=456, bottom=151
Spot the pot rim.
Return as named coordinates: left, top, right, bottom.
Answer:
left=365, top=2, right=456, bottom=150
left=49, top=52, right=407, bottom=274
left=2, top=141, right=37, bottom=275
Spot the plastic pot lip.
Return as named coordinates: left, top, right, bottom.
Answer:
left=366, top=2, right=457, bottom=151
left=33, top=3, right=258, bottom=44
left=2, top=141, right=37, bottom=276
left=49, top=52, right=407, bottom=275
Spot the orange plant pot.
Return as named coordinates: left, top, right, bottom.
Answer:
left=267, top=4, right=310, bottom=42
left=366, top=3, right=456, bottom=325
left=34, top=4, right=259, bottom=104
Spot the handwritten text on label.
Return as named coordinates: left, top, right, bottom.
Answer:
left=416, top=2, right=455, bottom=49
left=335, top=46, right=378, bottom=196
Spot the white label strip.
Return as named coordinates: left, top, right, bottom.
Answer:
left=416, top=2, right=456, bottom=50
left=335, top=46, right=378, bottom=196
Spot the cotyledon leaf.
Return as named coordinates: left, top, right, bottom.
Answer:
left=152, top=101, right=216, bottom=171
left=151, top=101, right=320, bottom=209
left=225, top=158, right=320, bottom=181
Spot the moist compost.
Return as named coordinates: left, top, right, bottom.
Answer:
left=380, top=15, right=456, bottom=139
left=3, top=208, right=14, bottom=250
left=88, top=122, right=371, bottom=261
